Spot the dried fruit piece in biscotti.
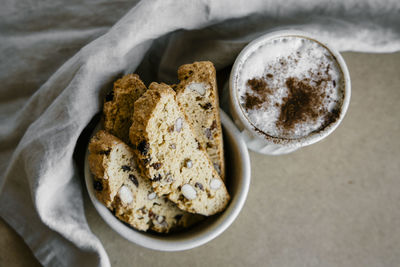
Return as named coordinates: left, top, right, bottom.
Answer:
left=88, top=130, right=203, bottom=233
left=103, top=74, right=147, bottom=144
left=129, top=82, right=230, bottom=216
left=173, top=61, right=225, bottom=181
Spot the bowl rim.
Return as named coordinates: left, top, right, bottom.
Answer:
left=84, top=109, right=251, bottom=251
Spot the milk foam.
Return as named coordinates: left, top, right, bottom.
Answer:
left=237, top=36, right=344, bottom=139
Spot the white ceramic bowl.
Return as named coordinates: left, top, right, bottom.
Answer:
left=84, top=110, right=250, bottom=251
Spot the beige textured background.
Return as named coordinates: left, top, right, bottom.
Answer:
left=1, top=52, right=400, bottom=267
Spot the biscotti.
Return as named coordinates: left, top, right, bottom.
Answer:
left=129, top=82, right=230, bottom=216
left=88, top=130, right=202, bottom=233
left=173, top=61, right=225, bottom=181
left=103, top=74, right=147, bottom=144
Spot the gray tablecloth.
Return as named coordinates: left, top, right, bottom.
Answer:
left=1, top=0, right=399, bottom=266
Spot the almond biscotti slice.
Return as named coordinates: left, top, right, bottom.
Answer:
left=88, top=130, right=202, bottom=233
left=103, top=74, right=147, bottom=144
left=173, top=61, right=225, bottom=181
left=130, top=83, right=230, bottom=216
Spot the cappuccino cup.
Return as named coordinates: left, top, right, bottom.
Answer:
left=229, top=30, right=351, bottom=155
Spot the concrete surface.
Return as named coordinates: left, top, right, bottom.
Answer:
left=1, top=51, right=400, bottom=267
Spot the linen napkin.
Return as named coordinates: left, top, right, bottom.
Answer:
left=1, top=0, right=399, bottom=266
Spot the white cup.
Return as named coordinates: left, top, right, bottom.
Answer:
left=229, top=30, right=351, bottom=155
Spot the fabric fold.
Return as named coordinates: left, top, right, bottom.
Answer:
left=1, top=0, right=399, bottom=266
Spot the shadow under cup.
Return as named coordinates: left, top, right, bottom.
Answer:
left=229, top=30, right=351, bottom=155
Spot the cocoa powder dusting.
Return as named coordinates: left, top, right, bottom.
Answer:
left=277, top=77, right=323, bottom=131
left=243, top=92, right=264, bottom=110
left=247, top=78, right=269, bottom=94
left=276, top=76, right=340, bottom=132
left=242, top=78, right=271, bottom=110
left=321, top=106, right=340, bottom=129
